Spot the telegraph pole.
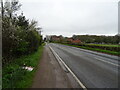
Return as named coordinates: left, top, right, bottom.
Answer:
left=0, top=1, right=3, bottom=90
left=1, top=0, right=4, bottom=19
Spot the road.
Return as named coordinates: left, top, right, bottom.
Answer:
left=49, top=43, right=119, bottom=88
left=32, top=45, right=78, bottom=88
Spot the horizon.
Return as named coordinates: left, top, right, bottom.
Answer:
left=44, top=34, right=119, bottom=39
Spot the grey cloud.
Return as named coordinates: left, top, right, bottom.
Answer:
left=21, top=0, right=118, bottom=37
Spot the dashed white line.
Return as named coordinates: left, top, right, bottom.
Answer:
left=94, top=57, right=118, bottom=67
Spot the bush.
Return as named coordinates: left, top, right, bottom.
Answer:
left=2, top=15, right=42, bottom=65
left=26, top=30, right=41, bottom=53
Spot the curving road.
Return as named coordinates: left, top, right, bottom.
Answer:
left=49, top=43, right=119, bottom=88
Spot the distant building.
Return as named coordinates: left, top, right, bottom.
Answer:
left=72, top=39, right=81, bottom=44
left=46, top=35, right=82, bottom=44
left=50, top=35, right=63, bottom=42
left=66, top=38, right=81, bottom=44
left=66, top=38, right=73, bottom=42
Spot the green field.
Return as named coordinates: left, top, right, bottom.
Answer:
left=2, top=44, right=44, bottom=88
left=86, top=44, right=120, bottom=47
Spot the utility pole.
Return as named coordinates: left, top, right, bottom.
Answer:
left=0, top=1, right=3, bottom=89
left=1, top=0, right=4, bottom=19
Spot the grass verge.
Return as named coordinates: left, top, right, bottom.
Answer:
left=86, top=44, right=120, bottom=47
left=59, top=43, right=119, bottom=56
left=2, top=44, right=44, bottom=88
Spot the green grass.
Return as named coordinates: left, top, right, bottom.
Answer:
left=2, top=44, right=44, bottom=88
left=86, top=44, right=120, bottom=47
left=59, top=43, right=119, bottom=56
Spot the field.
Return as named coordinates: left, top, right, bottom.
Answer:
left=86, top=44, right=120, bottom=47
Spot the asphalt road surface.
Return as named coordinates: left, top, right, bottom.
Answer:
left=49, top=43, right=119, bottom=88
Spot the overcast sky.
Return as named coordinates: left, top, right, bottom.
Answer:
left=19, top=0, right=119, bottom=37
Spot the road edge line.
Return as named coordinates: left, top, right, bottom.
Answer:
left=49, top=46, right=87, bottom=90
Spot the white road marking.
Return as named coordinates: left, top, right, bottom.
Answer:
left=49, top=46, right=87, bottom=90
left=94, top=57, right=118, bottom=67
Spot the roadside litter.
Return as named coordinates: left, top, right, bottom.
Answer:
left=22, top=66, right=34, bottom=71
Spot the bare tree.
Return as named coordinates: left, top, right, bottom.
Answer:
left=4, top=0, right=21, bottom=18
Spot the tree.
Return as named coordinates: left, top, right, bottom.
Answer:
left=2, top=0, right=43, bottom=65
left=16, top=13, right=29, bottom=29
left=4, top=0, right=21, bottom=18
